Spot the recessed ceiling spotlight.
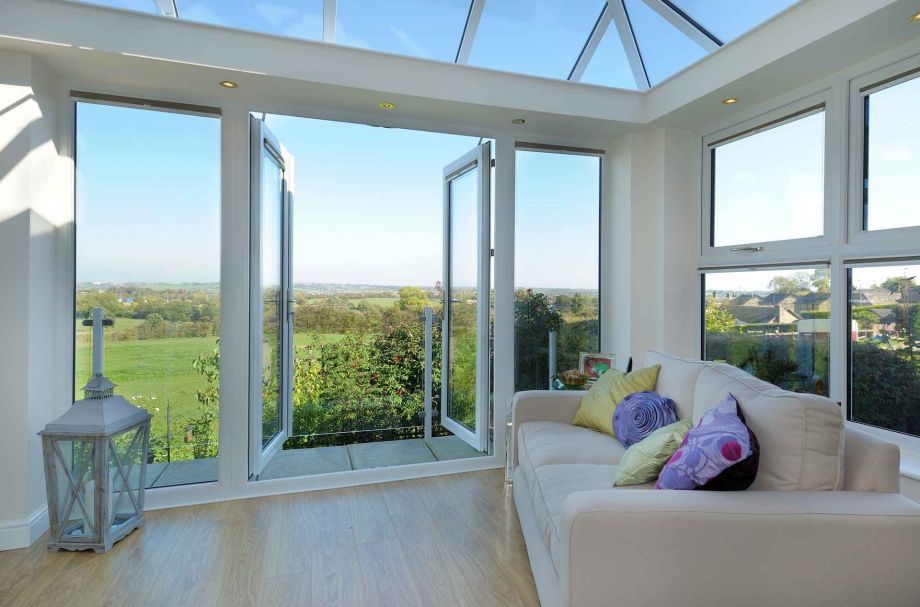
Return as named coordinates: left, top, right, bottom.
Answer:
left=511, top=118, right=526, bottom=125
left=909, top=11, right=920, bottom=22
left=378, top=101, right=396, bottom=110
left=721, top=97, right=738, bottom=105
left=219, top=80, right=238, bottom=89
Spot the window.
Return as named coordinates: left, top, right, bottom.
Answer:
left=514, top=148, right=601, bottom=391
left=709, top=109, right=825, bottom=248
left=849, top=264, right=920, bottom=437
left=74, top=101, right=221, bottom=488
left=860, top=73, right=920, bottom=232
left=468, top=0, right=606, bottom=79
left=702, top=268, right=830, bottom=396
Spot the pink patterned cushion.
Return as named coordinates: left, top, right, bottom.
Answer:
left=656, top=393, right=759, bottom=491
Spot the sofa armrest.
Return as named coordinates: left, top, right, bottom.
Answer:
left=511, top=390, right=584, bottom=468
left=560, top=490, right=920, bottom=607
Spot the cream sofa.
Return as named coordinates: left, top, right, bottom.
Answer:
left=511, top=350, right=920, bottom=607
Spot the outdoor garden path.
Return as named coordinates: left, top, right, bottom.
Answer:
left=0, top=469, right=540, bottom=607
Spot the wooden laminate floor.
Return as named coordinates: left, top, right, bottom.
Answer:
left=0, top=470, right=540, bottom=607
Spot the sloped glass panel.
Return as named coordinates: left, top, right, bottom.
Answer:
left=73, top=0, right=159, bottom=13
left=579, top=20, right=636, bottom=90
left=671, top=0, right=799, bottom=43
left=176, top=0, right=324, bottom=40
left=468, top=0, right=606, bottom=79
left=336, top=0, right=469, bottom=62
left=623, top=0, right=706, bottom=85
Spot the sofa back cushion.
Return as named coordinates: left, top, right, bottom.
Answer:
left=644, top=351, right=706, bottom=420
left=692, top=363, right=844, bottom=490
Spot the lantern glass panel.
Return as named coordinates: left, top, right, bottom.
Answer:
left=52, top=439, right=97, bottom=540
left=107, top=426, right=145, bottom=528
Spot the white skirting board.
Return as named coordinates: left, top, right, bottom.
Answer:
left=0, top=506, right=48, bottom=551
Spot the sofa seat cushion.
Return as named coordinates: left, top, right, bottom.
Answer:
left=526, top=463, right=654, bottom=572
left=693, top=364, right=844, bottom=491
left=518, top=421, right=626, bottom=482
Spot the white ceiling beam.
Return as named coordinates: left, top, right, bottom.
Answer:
left=639, top=0, right=721, bottom=51
left=323, top=0, right=336, bottom=43
left=610, top=0, right=649, bottom=91
left=568, top=3, right=613, bottom=82
left=153, top=0, right=177, bottom=18
left=455, top=0, right=486, bottom=64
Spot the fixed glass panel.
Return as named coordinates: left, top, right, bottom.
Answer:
left=468, top=0, right=606, bottom=79
left=849, top=264, right=920, bottom=437
left=862, top=75, right=920, bottom=232
left=579, top=20, right=636, bottom=90
left=670, top=0, right=799, bottom=43
left=260, top=151, right=285, bottom=447
left=703, top=268, right=830, bottom=396
left=514, top=150, right=601, bottom=391
left=622, top=0, right=706, bottom=86
left=336, top=0, right=469, bottom=61
left=75, top=102, right=220, bottom=488
left=177, top=0, right=324, bottom=40
left=711, top=111, right=825, bottom=247
left=447, top=168, right=479, bottom=432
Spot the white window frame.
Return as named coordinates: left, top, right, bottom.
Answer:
left=847, top=54, right=920, bottom=252
left=701, top=90, right=836, bottom=266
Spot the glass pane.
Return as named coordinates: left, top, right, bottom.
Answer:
left=73, top=0, right=159, bottom=13
left=623, top=0, right=707, bottom=85
left=468, top=0, right=606, bottom=79
left=515, top=151, right=601, bottom=392
left=176, top=0, right=324, bottom=40
left=53, top=440, right=97, bottom=539
left=261, top=151, right=284, bottom=446
left=448, top=168, right=479, bottom=432
left=703, top=268, right=830, bottom=396
left=850, top=264, right=920, bottom=436
left=670, top=0, right=799, bottom=43
left=75, top=102, right=220, bottom=488
left=863, top=76, right=920, bottom=231
left=579, top=20, right=636, bottom=90
left=336, top=0, right=469, bottom=61
left=712, top=111, right=824, bottom=247
left=108, top=428, right=144, bottom=528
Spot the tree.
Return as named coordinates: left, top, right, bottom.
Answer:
left=190, top=341, right=220, bottom=458
left=396, top=286, right=430, bottom=311
left=705, top=297, right=737, bottom=333
left=768, top=272, right=811, bottom=294
left=881, top=276, right=917, bottom=293
left=810, top=269, right=830, bottom=293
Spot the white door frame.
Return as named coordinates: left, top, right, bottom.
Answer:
left=441, top=141, right=491, bottom=453
left=248, top=115, right=295, bottom=478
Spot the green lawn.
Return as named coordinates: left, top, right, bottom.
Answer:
left=75, top=332, right=345, bottom=424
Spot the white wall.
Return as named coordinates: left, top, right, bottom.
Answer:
left=0, top=50, right=70, bottom=550
left=605, top=127, right=699, bottom=367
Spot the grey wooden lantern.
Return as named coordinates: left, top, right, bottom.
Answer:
left=39, top=307, right=152, bottom=553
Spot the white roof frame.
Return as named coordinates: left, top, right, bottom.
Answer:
left=569, top=3, right=613, bottom=82
left=455, top=0, right=486, bottom=64
left=639, top=0, right=722, bottom=52
left=610, top=0, right=650, bottom=91
left=323, top=0, right=336, bottom=43
left=153, top=0, right=177, bottom=18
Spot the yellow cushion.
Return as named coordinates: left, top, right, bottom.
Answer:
left=572, top=365, right=661, bottom=436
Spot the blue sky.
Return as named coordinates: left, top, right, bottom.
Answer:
left=76, top=104, right=601, bottom=290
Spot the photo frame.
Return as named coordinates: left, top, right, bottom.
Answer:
left=579, top=352, right=615, bottom=380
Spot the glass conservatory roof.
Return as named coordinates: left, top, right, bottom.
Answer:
left=73, top=0, right=801, bottom=90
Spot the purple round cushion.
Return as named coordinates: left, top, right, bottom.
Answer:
left=612, top=391, right=679, bottom=447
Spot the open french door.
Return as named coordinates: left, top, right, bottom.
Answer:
left=441, top=142, right=491, bottom=453
left=249, top=116, right=294, bottom=479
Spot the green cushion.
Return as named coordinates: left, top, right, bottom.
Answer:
left=613, top=418, right=692, bottom=486
left=572, top=365, right=660, bottom=436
